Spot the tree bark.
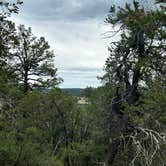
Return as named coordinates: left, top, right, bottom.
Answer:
left=23, top=70, right=29, bottom=93
left=105, top=31, right=145, bottom=165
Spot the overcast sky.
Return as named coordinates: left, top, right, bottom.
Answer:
left=11, top=0, right=140, bottom=88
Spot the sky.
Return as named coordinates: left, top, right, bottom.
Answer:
left=11, top=0, right=139, bottom=88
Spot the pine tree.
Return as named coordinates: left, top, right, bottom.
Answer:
left=11, top=25, right=62, bottom=93
left=102, top=0, right=166, bottom=165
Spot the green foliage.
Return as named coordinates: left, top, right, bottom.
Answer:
left=81, top=86, right=94, bottom=98
left=102, top=0, right=166, bottom=165
left=0, top=0, right=23, bottom=17
left=0, top=0, right=165, bottom=165
left=0, top=87, right=110, bottom=165
left=10, top=25, right=62, bottom=93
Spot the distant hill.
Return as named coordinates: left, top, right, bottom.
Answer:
left=61, top=88, right=84, bottom=97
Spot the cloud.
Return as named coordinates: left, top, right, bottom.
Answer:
left=12, top=0, right=134, bottom=88
left=17, top=0, right=136, bottom=22
left=18, top=0, right=110, bottom=21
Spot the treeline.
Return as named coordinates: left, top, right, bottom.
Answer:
left=0, top=1, right=107, bottom=165
left=0, top=0, right=166, bottom=166
left=62, top=89, right=84, bottom=97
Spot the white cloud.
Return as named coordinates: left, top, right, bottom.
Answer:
left=11, top=0, right=125, bottom=88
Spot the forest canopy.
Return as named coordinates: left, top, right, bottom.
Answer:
left=0, top=0, right=165, bottom=166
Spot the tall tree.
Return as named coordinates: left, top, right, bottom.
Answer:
left=11, top=25, right=61, bottom=93
left=0, top=0, right=23, bottom=59
left=0, top=0, right=23, bottom=97
left=102, top=0, right=166, bottom=165
left=0, top=0, right=22, bottom=66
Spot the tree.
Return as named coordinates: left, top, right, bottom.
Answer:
left=0, top=0, right=23, bottom=16
left=0, top=0, right=23, bottom=98
left=102, top=0, right=166, bottom=165
left=0, top=0, right=23, bottom=65
left=1, top=88, right=107, bottom=166
left=81, top=86, right=94, bottom=98
left=11, top=25, right=62, bottom=93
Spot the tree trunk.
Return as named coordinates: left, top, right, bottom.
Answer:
left=23, top=70, right=28, bottom=93
left=106, top=139, right=120, bottom=165
left=105, top=31, right=145, bottom=165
